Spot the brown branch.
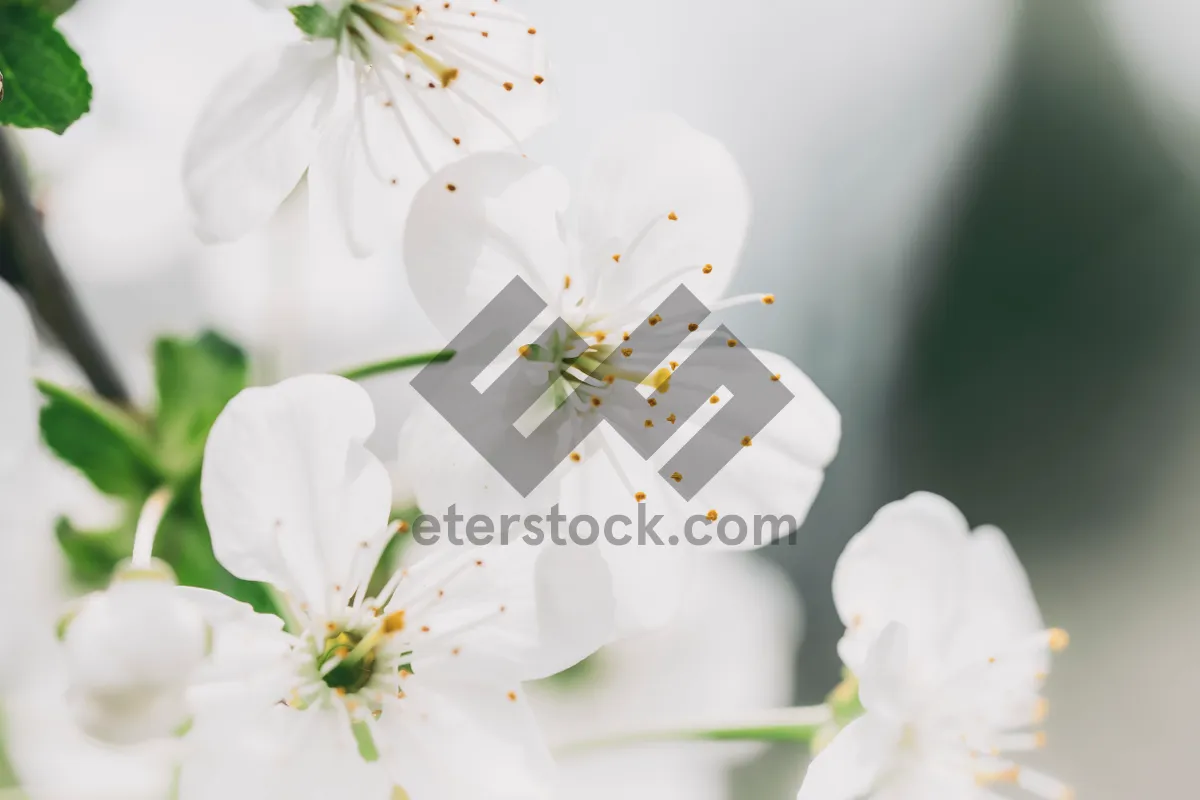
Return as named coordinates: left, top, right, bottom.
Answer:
left=0, top=131, right=129, bottom=405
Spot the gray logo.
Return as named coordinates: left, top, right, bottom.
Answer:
left=410, top=278, right=793, bottom=499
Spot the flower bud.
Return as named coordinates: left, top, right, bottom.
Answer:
left=62, top=563, right=207, bottom=745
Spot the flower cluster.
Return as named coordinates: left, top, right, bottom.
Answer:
left=0, top=2, right=1073, bottom=800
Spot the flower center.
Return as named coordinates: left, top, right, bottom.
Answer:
left=318, top=630, right=378, bottom=694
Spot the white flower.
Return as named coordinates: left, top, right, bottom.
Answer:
left=63, top=563, right=209, bottom=746
left=799, top=493, right=1072, bottom=800
left=399, top=113, right=840, bottom=631
left=184, top=0, right=554, bottom=257
left=179, top=374, right=607, bottom=799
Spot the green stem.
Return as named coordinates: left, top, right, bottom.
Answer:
left=554, top=705, right=833, bottom=755
left=338, top=350, right=454, bottom=382
left=267, top=586, right=303, bottom=634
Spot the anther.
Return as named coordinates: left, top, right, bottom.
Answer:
left=648, top=314, right=662, bottom=326
left=688, top=323, right=699, bottom=331
left=668, top=211, right=678, bottom=221
left=383, top=610, right=406, bottom=633
left=634, top=491, right=647, bottom=502
left=666, top=413, right=676, bottom=424
left=563, top=275, right=571, bottom=289
left=533, top=75, right=545, bottom=84
left=507, top=691, right=518, bottom=702
left=644, top=420, right=654, bottom=428
left=727, top=339, right=738, bottom=347
left=741, top=436, right=752, bottom=446
left=621, top=348, right=633, bottom=357
left=762, top=294, right=775, bottom=305
left=569, top=452, right=581, bottom=462
left=710, top=395, right=720, bottom=404
left=1048, top=628, right=1070, bottom=652
left=770, top=373, right=781, bottom=382
left=446, top=183, right=457, bottom=192
left=702, top=264, right=713, bottom=274
left=670, top=472, right=682, bottom=483
left=612, top=254, right=621, bottom=263
left=502, top=82, right=514, bottom=91
left=706, top=510, right=718, bottom=522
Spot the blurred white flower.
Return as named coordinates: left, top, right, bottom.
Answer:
left=530, top=553, right=802, bottom=800
left=179, top=374, right=605, bottom=799
left=184, top=0, right=555, bottom=257
left=63, top=564, right=209, bottom=746
left=0, top=283, right=37, bottom=473
left=399, top=113, right=840, bottom=632
left=799, top=493, right=1071, bottom=800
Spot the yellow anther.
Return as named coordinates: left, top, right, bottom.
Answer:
left=668, top=211, right=678, bottom=221
left=706, top=509, right=718, bottom=522
left=621, top=347, right=633, bottom=357
left=563, top=275, right=571, bottom=289
left=612, top=254, right=622, bottom=263
left=762, top=294, right=775, bottom=305
left=383, top=610, right=406, bottom=633
left=709, top=395, right=720, bottom=404
left=518, top=345, right=531, bottom=357
left=702, top=264, right=713, bottom=274
left=1048, top=628, right=1070, bottom=652
left=446, top=183, right=457, bottom=192
left=569, top=452, right=581, bottom=462
left=741, top=436, right=752, bottom=447
left=635, top=491, right=647, bottom=502
left=644, top=419, right=654, bottom=428
left=648, top=314, right=662, bottom=326
left=666, top=413, right=677, bottom=424
left=670, top=472, right=683, bottom=482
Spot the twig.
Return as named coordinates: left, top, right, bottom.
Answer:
left=0, top=131, right=130, bottom=404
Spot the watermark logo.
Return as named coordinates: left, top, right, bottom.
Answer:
left=411, top=278, right=793, bottom=499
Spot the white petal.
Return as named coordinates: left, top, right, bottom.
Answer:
left=375, top=679, right=553, bottom=800
left=956, top=524, right=1046, bottom=661
left=575, top=113, right=751, bottom=312
left=200, top=375, right=392, bottom=620
left=183, top=42, right=336, bottom=242
left=403, top=153, right=572, bottom=336
left=0, top=283, right=36, bottom=473
left=180, top=706, right=391, bottom=800
left=832, top=492, right=971, bottom=672
left=796, top=715, right=898, bottom=800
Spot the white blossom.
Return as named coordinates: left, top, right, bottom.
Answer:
left=177, top=374, right=608, bottom=799
left=399, top=113, right=840, bottom=632
left=799, top=493, right=1072, bottom=800
left=184, top=0, right=555, bottom=257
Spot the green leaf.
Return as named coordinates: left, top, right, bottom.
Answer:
left=0, top=1, right=91, bottom=133
left=154, top=480, right=277, bottom=616
left=153, top=331, right=248, bottom=478
left=289, top=4, right=343, bottom=39
left=55, top=515, right=133, bottom=589
left=38, top=380, right=162, bottom=498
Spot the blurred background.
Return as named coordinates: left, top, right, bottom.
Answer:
left=5, top=0, right=1199, bottom=798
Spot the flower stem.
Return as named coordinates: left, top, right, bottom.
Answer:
left=337, top=349, right=454, bottom=382
left=553, top=705, right=833, bottom=755
left=130, top=487, right=174, bottom=569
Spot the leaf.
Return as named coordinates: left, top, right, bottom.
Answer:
left=55, top=515, right=133, bottom=589
left=155, top=480, right=277, bottom=616
left=38, top=380, right=162, bottom=498
left=0, top=2, right=91, bottom=133
left=289, top=4, right=342, bottom=39
left=153, top=331, right=248, bottom=478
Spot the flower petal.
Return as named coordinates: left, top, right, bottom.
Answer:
left=403, top=153, right=572, bottom=336
left=375, top=678, right=552, bottom=800
left=180, top=705, right=392, bottom=800
left=796, top=715, right=897, bottom=800
left=0, top=283, right=36, bottom=473
left=574, top=113, right=752, bottom=312
left=832, top=492, right=971, bottom=672
left=183, top=42, right=335, bottom=242
left=200, top=375, right=392, bottom=621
